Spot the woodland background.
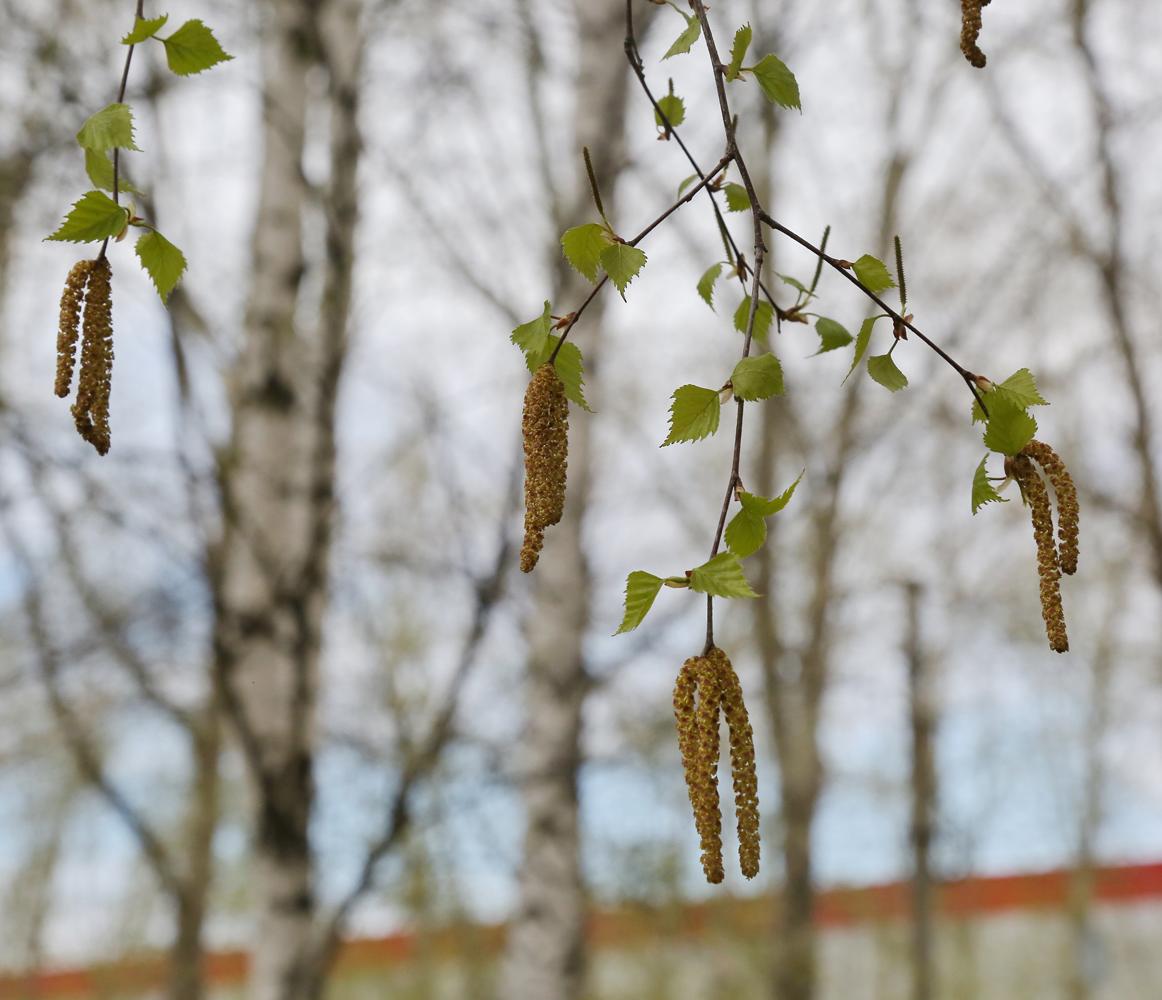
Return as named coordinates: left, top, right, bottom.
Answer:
left=0, top=0, right=1161, bottom=998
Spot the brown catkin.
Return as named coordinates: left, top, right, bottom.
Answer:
left=71, top=257, right=114, bottom=455
left=712, top=647, right=761, bottom=880
left=520, top=363, right=568, bottom=573
left=56, top=259, right=95, bottom=398
left=1022, top=440, right=1079, bottom=576
left=1011, top=454, right=1068, bottom=653
left=960, top=0, right=989, bottom=68
left=673, top=653, right=725, bottom=884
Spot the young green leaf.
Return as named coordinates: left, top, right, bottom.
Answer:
left=777, top=273, right=815, bottom=299
left=84, top=149, right=140, bottom=195
left=615, top=571, right=666, bottom=634
left=654, top=94, right=686, bottom=129
left=971, top=454, right=1008, bottom=514
left=971, top=368, right=1049, bottom=422
left=749, top=54, right=801, bottom=110
left=510, top=301, right=552, bottom=360
left=723, top=183, right=750, bottom=212
left=726, top=24, right=752, bottom=81
left=162, top=19, right=233, bottom=75
left=814, top=317, right=853, bottom=354
left=677, top=174, right=699, bottom=198
left=663, top=14, right=701, bottom=59
left=867, top=352, right=908, bottom=392
left=599, top=243, right=647, bottom=299
left=731, top=354, right=784, bottom=401
left=689, top=552, right=758, bottom=598
left=135, top=229, right=187, bottom=301
left=725, top=509, right=765, bottom=558
left=45, top=190, right=129, bottom=243
left=697, top=262, right=725, bottom=310
left=739, top=470, right=804, bottom=517
left=663, top=385, right=721, bottom=446
left=844, top=315, right=881, bottom=383
left=76, top=103, right=141, bottom=153
left=852, top=254, right=896, bottom=294
left=122, top=14, right=169, bottom=44
left=561, top=224, right=612, bottom=284
left=982, top=395, right=1037, bottom=456
left=733, top=295, right=774, bottom=342
left=548, top=340, right=591, bottom=412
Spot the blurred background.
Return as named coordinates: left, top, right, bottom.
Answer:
left=1, top=0, right=1161, bottom=998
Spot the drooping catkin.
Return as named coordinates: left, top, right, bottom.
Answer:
left=56, top=259, right=95, bottom=398
left=960, top=0, right=990, bottom=68
left=712, top=647, right=761, bottom=880
left=1022, top=440, right=1079, bottom=576
left=674, top=653, right=724, bottom=883
left=1010, top=454, right=1068, bottom=653
left=71, top=257, right=114, bottom=455
left=520, top=362, right=568, bottom=573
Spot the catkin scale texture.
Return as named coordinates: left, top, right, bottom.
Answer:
left=1012, top=454, right=1068, bottom=653
left=1023, top=439, right=1079, bottom=576
left=520, top=363, right=568, bottom=573
left=56, top=259, right=95, bottom=398
left=71, top=257, right=114, bottom=456
left=960, top=0, right=990, bottom=67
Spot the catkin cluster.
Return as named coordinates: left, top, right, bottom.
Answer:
left=673, top=646, right=760, bottom=883
left=520, top=362, right=568, bottom=573
left=56, top=257, right=114, bottom=455
left=1007, top=440, right=1079, bottom=654
left=960, top=0, right=991, bottom=68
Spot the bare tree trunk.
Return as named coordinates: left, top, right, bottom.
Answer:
left=500, top=4, right=631, bottom=999
left=210, top=2, right=362, bottom=998
left=906, top=582, right=936, bottom=1000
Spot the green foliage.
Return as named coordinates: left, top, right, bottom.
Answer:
left=84, top=149, right=139, bottom=195
left=731, top=354, right=784, bottom=401
left=852, top=254, right=896, bottom=294
left=689, top=552, right=757, bottom=598
left=599, top=243, right=647, bottom=299
left=697, top=262, right=725, bottom=309
left=655, top=94, right=686, bottom=128
left=561, top=224, right=613, bottom=283
left=725, top=473, right=803, bottom=558
left=982, top=394, right=1037, bottom=456
left=510, top=301, right=552, bottom=360
left=663, top=385, right=721, bottom=445
left=520, top=332, right=592, bottom=412
left=723, top=183, right=750, bottom=212
left=741, top=472, right=803, bottom=517
left=663, top=13, right=701, bottom=59
left=122, top=14, right=169, bottom=44
left=161, top=19, right=233, bottom=76
left=777, top=273, right=815, bottom=299
left=615, top=571, right=665, bottom=634
left=814, top=317, right=852, bottom=354
left=972, top=368, right=1049, bottom=422
left=76, top=103, right=140, bottom=153
left=45, top=190, right=129, bottom=243
left=733, top=296, right=774, bottom=342
left=748, top=54, right=801, bottom=110
left=726, top=25, right=752, bottom=81
left=677, top=173, right=699, bottom=198
left=971, top=454, right=1008, bottom=514
left=867, top=352, right=908, bottom=392
left=845, top=315, right=881, bottom=383
left=135, top=229, right=186, bottom=301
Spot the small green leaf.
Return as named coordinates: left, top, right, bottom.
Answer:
left=615, top=571, right=666, bottom=634
left=76, top=103, right=141, bottom=153
left=122, top=14, right=169, bottom=44
left=663, top=385, right=721, bottom=446
left=867, top=352, right=908, bottom=392
left=814, top=317, right=853, bottom=354
left=852, top=254, right=896, bottom=294
left=749, top=54, right=801, bottom=110
left=663, top=14, right=701, bottom=59
left=982, top=395, right=1037, bottom=456
left=726, top=24, right=752, bottom=81
left=83, top=149, right=140, bottom=195
left=972, top=368, right=1049, bottom=422
left=655, top=94, right=686, bottom=129
left=677, top=174, right=699, bottom=198
left=689, top=552, right=758, bottom=599
left=731, top=354, right=784, bottom=401
left=739, top=470, right=804, bottom=517
left=162, top=19, right=233, bottom=75
left=723, top=183, right=750, bottom=212
left=844, top=315, right=881, bottom=383
left=135, top=229, right=186, bottom=301
left=45, top=190, right=129, bottom=243
left=777, top=273, right=814, bottom=298
left=733, top=295, right=775, bottom=342
left=561, top=224, right=612, bottom=283
left=510, top=301, right=552, bottom=360
left=697, top=262, right=725, bottom=310
left=725, top=510, right=765, bottom=558
left=549, top=340, right=591, bottom=412
left=971, top=454, right=1008, bottom=514
left=599, top=243, right=647, bottom=299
